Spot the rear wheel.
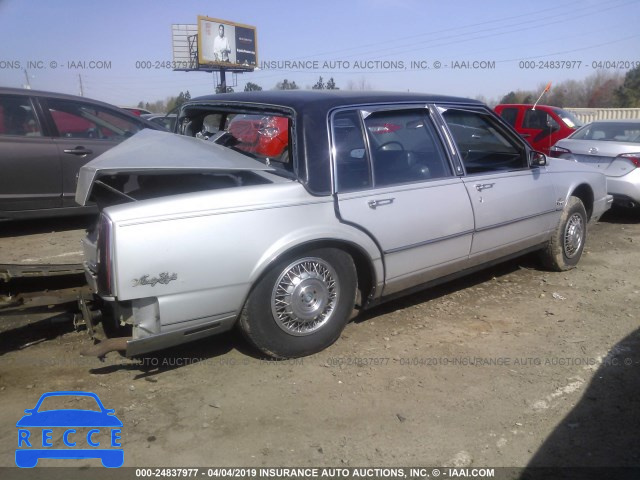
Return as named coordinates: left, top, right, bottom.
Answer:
left=239, top=248, right=357, bottom=358
left=539, top=196, right=587, bottom=271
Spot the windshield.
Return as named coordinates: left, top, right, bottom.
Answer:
left=179, top=107, right=292, bottom=173
left=570, top=122, right=640, bottom=143
left=552, top=108, right=583, bottom=129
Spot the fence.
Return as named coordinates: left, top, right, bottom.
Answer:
left=564, top=108, right=640, bottom=123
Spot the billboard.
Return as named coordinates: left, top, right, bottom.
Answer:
left=171, top=24, right=199, bottom=70
left=197, top=16, right=258, bottom=71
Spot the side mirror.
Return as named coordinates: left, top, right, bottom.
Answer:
left=530, top=151, right=547, bottom=167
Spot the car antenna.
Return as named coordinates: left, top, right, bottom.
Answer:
left=532, top=82, right=552, bottom=111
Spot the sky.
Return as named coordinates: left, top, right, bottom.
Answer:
left=0, top=0, right=638, bottom=107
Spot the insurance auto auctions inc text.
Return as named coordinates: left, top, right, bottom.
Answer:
left=258, top=60, right=495, bottom=70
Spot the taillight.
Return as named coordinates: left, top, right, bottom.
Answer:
left=367, top=123, right=402, bottom=134
left=549, top=145, right=571, bottom=158
left=617, top=153, right=640, bottom=168
left=96, top=213, right=114, bottom=296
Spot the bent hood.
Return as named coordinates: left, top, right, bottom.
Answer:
left=75, top=129, right=274, bottom=205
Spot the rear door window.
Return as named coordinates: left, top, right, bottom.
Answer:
left=332, top=108, right=453, bottom=192
left=0, top=96, right=42, bottom=136
left=363, top=109, right=452, bottom=187
left=46, top=99, right=145, bottom=140
left=332, top=110, right=371, bottom=192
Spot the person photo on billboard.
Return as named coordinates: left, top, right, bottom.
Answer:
left=213, top=24, right=231, bottom=62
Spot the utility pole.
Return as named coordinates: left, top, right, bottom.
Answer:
left=220, top=69, right=226, bottom=93
left=78, top=74, right=84, bottom=96
left=23, top=69, right=31, bottom=89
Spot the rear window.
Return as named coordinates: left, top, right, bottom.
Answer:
left=227, top=114, right=290, bottom=163
left=179, top=108, right=293, bottom=170
left=571, top=122, right=640, bottom=143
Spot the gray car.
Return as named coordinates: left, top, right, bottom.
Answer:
left=0, top=87, right=160, bottom=220
left=550, top=120, right=640, bottom=208
left=141, top=113, right=177, bottom=132
left=75, top=91, right=612, bottom=359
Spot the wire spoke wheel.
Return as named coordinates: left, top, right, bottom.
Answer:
left=240, top=247, right=356, bottom=358
left=539, top=196, right=587, bottom=271
left=271, top=257, right=339, bottom=336
left=563, top=213, right=584, bottom=259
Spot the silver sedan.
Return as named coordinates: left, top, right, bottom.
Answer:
left=75, top=91, right=612, bottom=359
left=551, top=120, right=640, bottom=208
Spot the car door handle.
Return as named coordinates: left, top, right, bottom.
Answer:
left=475, top=183, right=494, bottom=192
left=368, top=198, right=394, bottom=209
left=63, top=147, right=93, bottom=156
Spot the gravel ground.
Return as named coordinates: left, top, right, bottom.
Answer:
left=0, top=209, right=638, bottom=471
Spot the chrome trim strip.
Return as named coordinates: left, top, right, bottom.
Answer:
left=474, top=209, right=557, bottom=233
left=375, top=243, right=546, bottom=307
left=117, top=197, right=333, bottom=227
left=384, top=229, right=474, bottom=255
left=126, top=315, right=237, bottom=357
left=382, top=209, right=556, bottom=255
left=163, top=310, right=237, bottom=326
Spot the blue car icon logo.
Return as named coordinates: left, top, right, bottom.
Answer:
left=16, top=391, right=123, bottom=468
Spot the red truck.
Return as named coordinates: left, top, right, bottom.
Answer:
left=494, top=104, right=583, bottom=156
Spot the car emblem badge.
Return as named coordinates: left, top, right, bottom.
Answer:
left=132, top=272, right=178, bottom=287
left=588, top=147, right=598, bottom=154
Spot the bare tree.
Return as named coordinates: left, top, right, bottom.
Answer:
left=312, top=76, right=326, bottom=90
left=583, top=71, right=624, bottom=107
left=244, top=82, right=263, bottom=92
left=326, top=77, right=339, bottom=90
left=274, top=79, right=299, bottom=90
left=346, top=77, right=373, bottom=91
left=499, top=71, right=626, bottom=108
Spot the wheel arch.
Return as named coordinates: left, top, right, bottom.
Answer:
left=570, top=183, right=594, bottom=220
left=245, top=238, right=380, bottom=314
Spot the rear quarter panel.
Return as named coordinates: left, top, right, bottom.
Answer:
left=104, top=182, right=383, bottom=324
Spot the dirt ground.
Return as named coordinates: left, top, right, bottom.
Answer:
left=0, top=209, right=639, bottom=471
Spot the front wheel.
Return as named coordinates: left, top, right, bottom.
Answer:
left=539, top=196, right=587, bottom=271
left=239, top=248, right=357, bottom=358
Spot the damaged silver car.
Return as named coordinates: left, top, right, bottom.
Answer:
left=76, top=91, right=612, bottom=359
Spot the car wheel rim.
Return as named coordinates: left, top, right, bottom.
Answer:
left=563, top=213, right=584, bottom=258
left=271, top=257, right=339, bottom=336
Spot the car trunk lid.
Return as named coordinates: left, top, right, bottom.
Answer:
left=558, top=139, right=640, bottom=177
left=75, top=129, right=275, bottom=205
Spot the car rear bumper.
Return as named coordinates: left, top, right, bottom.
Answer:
left=607, top=168, right=640, bottom=204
